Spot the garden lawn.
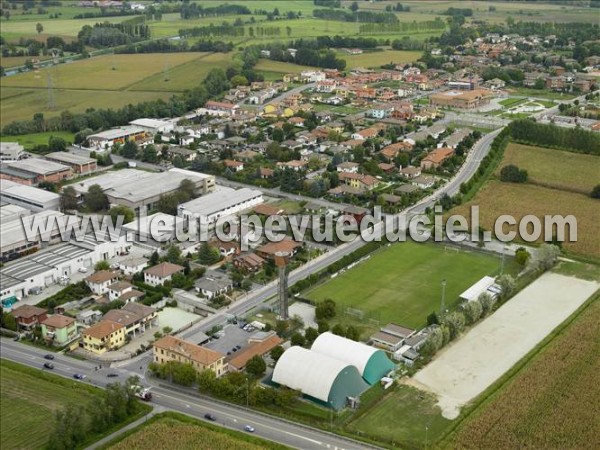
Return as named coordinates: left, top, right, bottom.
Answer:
left=305, top=241, right=501, bottom=329
left=0, top=359, right=102, bottom=450
left=346, top=385, right=451, bottom=449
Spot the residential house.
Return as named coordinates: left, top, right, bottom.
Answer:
left=288, top=117, right=305, bottom=127
left=233, top=253, right=265, bottom=273
left=399, top=166, right=422, bottom=179
left=378, top=163, right=395, bottom=174
left=336, top=161, right=360, bottom=173
left=202, top=101, right=239, bottom=117
left=380, top=142, right=413, bottom=161
left=85, top=271, right=120, bottom=296
left=195, top=270, right=233, bottom=299
left=82, top=320, right=126, bottom=354
left=153, top=335, right=226, bottom=377
left=41, top=314, right=78, bottom=346
left=143, top=262, right=185, bottom=287
left=338, top=172, right=380, bottom=191
left=103, top=302, right=157, bottom=337
left=351, top=126, right=382, bottom=140
left=256, top=239, right=303, bottom=260
left=276, top=160, right=307, bottom=172
left=224, top=159, right=244, bottom=172
left=316, top=80, right=337, bottom=93
left=371, top=323, right=415, bottom=352
left=412, top=175, right=436, bottom=189
left=11, top=304, right=48, bottom=330
left=343, top=205, right=369, bottom=225
left=118, top=257, right=148, bottom=276
left=368, top=104, right=394, bottom=119
left=164, top=147, right=197, bottom=162
left=420, top=147, right=455, bottom=170
left=254, top=204, right=284, bottom=216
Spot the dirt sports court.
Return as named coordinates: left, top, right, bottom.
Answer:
left=409, top=272, right=600, bottom=419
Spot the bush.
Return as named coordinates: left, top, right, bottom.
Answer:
left=38, top=281, right=91, bottom=308
left=500, top=164, right=528, bottom=183
left=315, top=299, right=336, bottom=320
left=590, top=184, right=600, bottom=199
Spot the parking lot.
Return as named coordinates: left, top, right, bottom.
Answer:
left=204, top=323, right=260, bottom=357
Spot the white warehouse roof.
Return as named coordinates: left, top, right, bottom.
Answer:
left=311, top=332, right=378, bottom=376
left=272, top=346, right=352, bottom=403
left=178, top=187, right=262, bottom=217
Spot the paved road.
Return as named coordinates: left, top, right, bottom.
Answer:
left=0, top=339, right=375, bottom=450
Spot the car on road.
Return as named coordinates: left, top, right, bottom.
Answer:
left=44, top=354, right=55, bottom=360
left=43, top=362, right=54, bottom=369
left=73, top=374, right=86, bottom=380
left=204, top=413, right=216, bottom=421
left=244, top=425, right=255, bottom=433
left=106, top=373, right=119, bottom=378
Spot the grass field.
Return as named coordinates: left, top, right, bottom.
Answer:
left=346, top=385, right=451, bottom=448
left=498, top=143, right=600, bottom=194
left=443, top=292, right=600, bottom=449
left=0, top=131, right=75, bottom=148
left=338, top=50, right=422, bottom=69
left=0, top=52, right=226, bottom=122
left=305, top=241, right=503, bottom=330
left=453, top=181, right=600, bottom=259
left=0, top=359, right=102, bottom=450
left=104, top=412, right=290, bottom=450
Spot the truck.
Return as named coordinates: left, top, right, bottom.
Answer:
left=130, top=385, right=152, bottom=401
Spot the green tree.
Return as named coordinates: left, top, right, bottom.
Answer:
left=94, top=260, right=110, bottom=271
left=60, top=186, right=78, bottom=212
left=591, top=184, right=600, bottom=199
left=500, top=164, right=528, bottom=183
left=142, top=144, right=158, bottom=163
left=198, top=369, right=217, bottom=392
left=315, top=298, right=336, bottom=320
left=444, top=311, right=465, bottom=339
left=197, top=242, right=220, bottom=265
left=246, top=355, right=267, bottom=377
left=48, top=136, right=67, bottom=152
left=36, top=22, right=43, bottom=34
left=1, top=311, right=18, bottom=331
left=317, top=320, right=329, bottom=334
left=350, top=1, right=359, bottom=12
left=515, top=247, right=531, bottom=266
left=463, top=299, right=483, bottom=324
left=345, top=325, right=360, bottom=341
left=478, top=292, right=496, bottom=316
left=270, top=345, right=284, bottom=362
left=149, top=250, right=159, bottom=266
left=121, top=140, right=139, bottom=159
left=108, top=205, right=134, bottom=225
left=230, top=74, right=249, bottom=86
left=331, top=324, right=345, bottom=336
left=290, top=332, right=306, bottom=347
left=179, top=178, right=197, bottom=199
left=304, top=327, right=319, bottom=346
left=165, top=244, right=183, bottom=265
left=275, top=320, right=288, bottom=336
left=170, top=362, right=197, bottom=386
left=497, top=274, right=516, bottom=300
left=84, top=184, right=108, bottom=212
left=534, top=244, right=560, bottom=271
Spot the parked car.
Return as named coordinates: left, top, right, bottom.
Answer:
left=43, top=362, right=54, bottom=369
left=244, top=425, right=255, bottom=433
left=78, top=267, right=88, bottom=273
left=44, top=354, right=55, bottom=360
left=204, top=413, right=216, bottom=421
left=28, top=286, right=43, bottom=295
left=106, top=373, right=119, bottom=378
left=73, top=374, right=86, bottom=380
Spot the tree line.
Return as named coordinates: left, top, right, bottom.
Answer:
left=507, top=119, right=600, bottom=155
left=313, top=8, right=399, bottom=23
left=359, top=19, right=446, bottom=34
left=180, top=3, right=251, bottom=19
left=115, top=39, right=234, bottom=55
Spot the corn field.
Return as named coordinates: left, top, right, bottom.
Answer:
left=445, top=298, right=600, bottom=449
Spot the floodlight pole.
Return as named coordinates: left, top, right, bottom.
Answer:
left=440, top=279, right=447, bottom=319
left=501, top=245, right=508, bottom=275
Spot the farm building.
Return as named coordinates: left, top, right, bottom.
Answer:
left=311, top=332, right=395, bottom=385
left=272, top=346, right=369, bottom=409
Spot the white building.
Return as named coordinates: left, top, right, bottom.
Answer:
left=129, top=118, right=175, bottom=134
left=143, top=262, right=184, bottom=287
left=0, top=180, right=60, bottom=212
left=86, top=270, right=120, bottom=296
left=0, top=142, right=25, bottom=162
left=178, top=187, right=263, bottom=229
left=301, top=70, right=326, bottom=83
left=122, top=213, right=187, bottom=247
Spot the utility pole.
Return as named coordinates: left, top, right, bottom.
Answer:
left=501, top=245, right=508, bottom=275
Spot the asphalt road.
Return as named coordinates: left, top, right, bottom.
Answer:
left=0, top=339, right=375, bottom=450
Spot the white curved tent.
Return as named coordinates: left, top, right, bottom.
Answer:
left=311, top=332, right=377, bottom=375
left=272, top=346, right=349, bottom=403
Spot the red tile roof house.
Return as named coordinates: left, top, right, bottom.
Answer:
left=420, top=147, right=455, bottom=170
left=234, top=253, right=266, bottom=273
left=223, top=159, right=244, bottom=172
left=143, top=262, right=185, bottom=287
left=256, top=239, right=303, bottom=259
left=11, top=304, right=48, bottom=330
left=85, top=270, right=120, bottom=296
